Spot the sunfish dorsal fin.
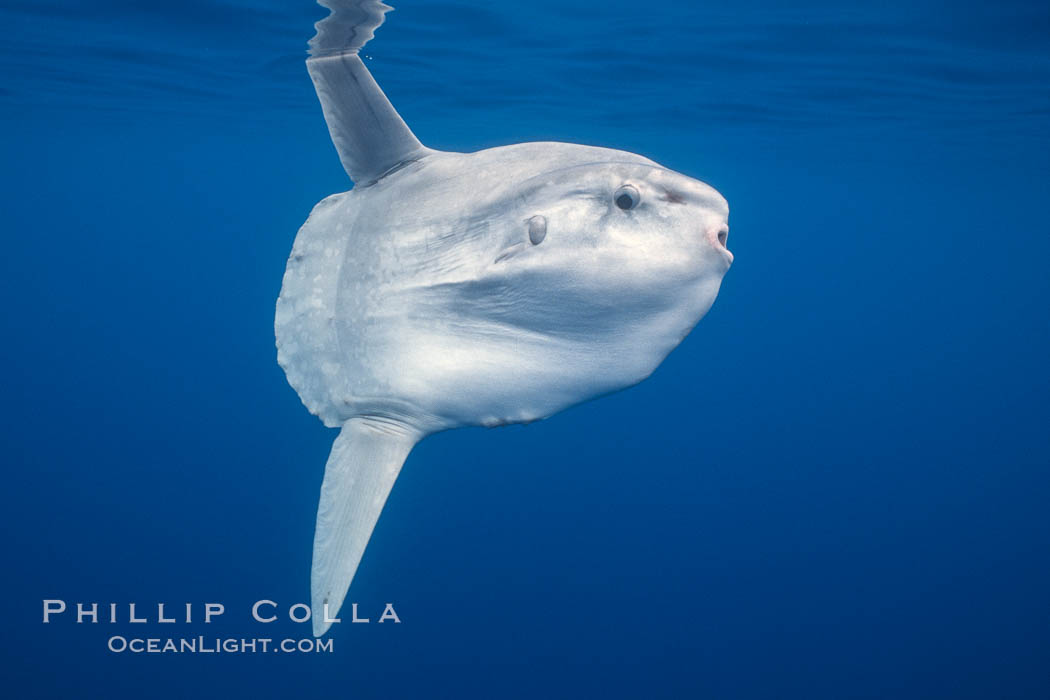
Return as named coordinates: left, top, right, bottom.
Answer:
left=307, top=1, right=428, bottom=184
left=311, top=416, right=420, bottom=637
left=307, top=55, right=428, bottom=184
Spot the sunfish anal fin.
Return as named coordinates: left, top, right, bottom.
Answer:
left=311, top=416, right=420, bottom=637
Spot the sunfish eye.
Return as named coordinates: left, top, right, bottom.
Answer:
left=528, top=215, right=547, bottom=245
left=614, top=185, right=640, bottom=211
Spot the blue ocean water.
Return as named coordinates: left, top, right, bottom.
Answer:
left=2, top=0, right=1049, bottom=697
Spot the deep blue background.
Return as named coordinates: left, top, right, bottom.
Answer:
left=2, top=1, right=1048, bottom=697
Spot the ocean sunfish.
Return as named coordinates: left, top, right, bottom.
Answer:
left=275, top=0, right=733, bottom=636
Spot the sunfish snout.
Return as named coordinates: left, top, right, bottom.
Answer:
left=707, top=222, right=732, bottom=263
left=674, top=176, right=731, bottom=265
left=658, top=170, right=731, bottom=263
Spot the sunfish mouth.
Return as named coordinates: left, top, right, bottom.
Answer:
left=707, top=224, right=733, bottom=264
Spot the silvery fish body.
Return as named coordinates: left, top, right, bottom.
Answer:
left=275, top=0, right=733, bottom=636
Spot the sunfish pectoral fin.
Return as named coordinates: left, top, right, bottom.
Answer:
left=307, top=52, right=429, bottom=185
left=311, top=416, right=420, bottom=637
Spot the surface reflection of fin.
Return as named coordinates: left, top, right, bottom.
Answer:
left=310, top=0, right=391, bottom=58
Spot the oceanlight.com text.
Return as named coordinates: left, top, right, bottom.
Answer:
left=107, top=636, right=333, bottom=654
